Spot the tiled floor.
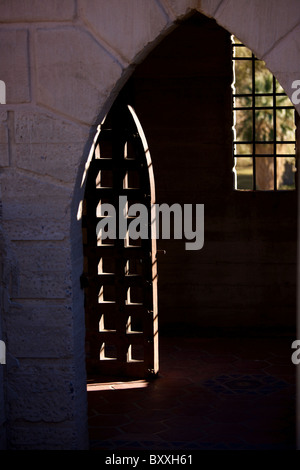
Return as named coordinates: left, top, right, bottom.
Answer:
left=87, top=334, right=296, bottom=450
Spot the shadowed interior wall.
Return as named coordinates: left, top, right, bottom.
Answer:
left=123, top=13, right=297, bottom=333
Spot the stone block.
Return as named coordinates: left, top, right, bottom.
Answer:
left=213, top=0, right=300, bottom=58
left=0, top=111, right=8, bottom=144
left=0, top=169, right=72, bottom=221
left=79, top=0, right=169, bottom=63
left=15, top=142, right=85, bottom=183
left=0, top=30, right=30, bottom=104
left=0, top=144, right=9, bottom=167
left=0, top=0, right=76, bottom=22
left=0, top=369, right=5, bottom=428
left=3, top=218, right=67, bottom=241
left=13, top=110, right=89, bottom=179
left=12, top=240, right=72, bottom=299
left=35, top=26, right=122, bottom=124
left=0, top=403, right=6, bottom=449
left=7, top=363, right=76, bottom=423
left=17, top=271, right=67, bottom=299
left=6, top=301, right=73, bottom=358
left=14, top=110, right=89, bottom=144
left=13, top=241, right=70, bottom=272
left=7, top=424, right=79, bottom=450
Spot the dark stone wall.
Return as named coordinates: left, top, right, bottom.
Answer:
left=124, top=13, right=297, bottom=334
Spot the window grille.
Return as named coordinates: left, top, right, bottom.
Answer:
left=232, top=36, right=296, bottom=191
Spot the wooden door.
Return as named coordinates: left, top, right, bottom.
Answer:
left=82, top=99, right=158, bottom=379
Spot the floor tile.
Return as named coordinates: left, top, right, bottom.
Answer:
left=87, top=335, right=296, bottom=450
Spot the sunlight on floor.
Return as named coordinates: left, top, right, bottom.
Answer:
left=87, top=379, right=149, bottom=391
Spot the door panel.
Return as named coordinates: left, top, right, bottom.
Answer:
left=83, top=100, right=158, bottom=379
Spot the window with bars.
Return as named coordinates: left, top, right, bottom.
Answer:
left=232, top=36, right=296, bottom=191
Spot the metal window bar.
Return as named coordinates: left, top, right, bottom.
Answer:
left=252, top=49, right=256, bottom=189
left=273, top=76, right=277, bottom=190
left=232, top=38, right=296, bottom=191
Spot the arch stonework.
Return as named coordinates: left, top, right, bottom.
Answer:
left=0, top=0, right=299, bottom=449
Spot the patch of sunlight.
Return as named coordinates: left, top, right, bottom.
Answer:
left=87, top=380, right=149, bottom=391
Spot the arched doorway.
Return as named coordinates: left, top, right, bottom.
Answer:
left=84, top=11, right=297, bottom=450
